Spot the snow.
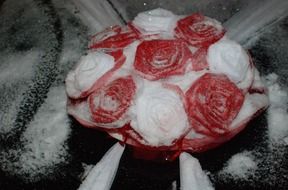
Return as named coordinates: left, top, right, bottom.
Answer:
left=0, top=0, right=87, bottom=182
left=265, top=73, right=288, bottom=143
left=0, top=51, right=39, bottom=83
left=0, top=86, right=70, bottom=181
left=0, top=51, right=40, bottom=134
left=163, top=70, right=205, bottom=92
left=122, top=40, right=140, bottom=69
left=66, top=52, right=116, bottom=98
left=207, top=37, right=250, bottom=83
left=132, top=8, right=179, bottom=36
left=219, top=151, right=257, bottom=179
left=230, top=93, right=268, bottom=129
left=130, top=81, right=189, bottom=146
left=70, top=0, right=124, bottom=33
left=78, top=143, right=125, bottom=190
left=283, top=136, right=288, bottom=145
left=179, top=152, right=214, bottom=190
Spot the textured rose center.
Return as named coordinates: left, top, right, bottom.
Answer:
left=88, top=76, right=136, bottom=123
left=185, top=73, right=244, bottom=136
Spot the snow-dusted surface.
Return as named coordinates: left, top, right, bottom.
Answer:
left=265, top=74, right=288, bottom=143
left=219, top=151, right=257, bottom=179
left=0, top=86, right=70, bottom=180
left=78, top=143, right=125, bottom=190
left=0, top=0, right=87, bottom=183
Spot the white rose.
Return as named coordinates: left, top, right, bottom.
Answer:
left=207, top=38, right=250, bottom=83
left=65, top=52, right=115, bottom=98
left=132, top=8, right=178, bottom=35
left=131, top=81, right=189, bottom=146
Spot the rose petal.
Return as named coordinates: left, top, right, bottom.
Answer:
left=182, top=92, right=269, bottom=152
left=88, top=76, right=136, bottom=124
left=175, top=13, right=225, bottom=47
left=163, top=70, right=207, bottom=92
left=65, top=52, right=116, bottom=99
left=185, top=73, right=245, bottom=136
left=248, top=69, right=267, bottom=94
left=134, top=39, right=193, bottom=80
left=132, top=8, right=179, bottom=37
left=189, top=47, right=209, bottom=71
left=89, top=25, right=138, bottom=50
left=130, top=81, right=189, bottom=146
left=207, top=38, right=250, bottom=83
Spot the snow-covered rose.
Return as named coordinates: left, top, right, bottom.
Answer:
left=132, top=8, right=178, bottom=35
left=65, top=52, right=115, bottom=98
left=131, top=81, right=189, bottom=146
left=207, top=38, right=250, bottom=83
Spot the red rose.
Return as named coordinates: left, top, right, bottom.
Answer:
left=89, top=25, right=138, bottom=50
left=189, top=48, right=209, bottom=71
left=185, top=73, right=244, bottom=136
left=88, top=76, right=136, bottom=123
left=134, top=39, right=193, bottom=80
left=175, top=13, right=225, bottom=47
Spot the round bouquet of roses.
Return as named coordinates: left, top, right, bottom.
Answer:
left=65, top=8, right=269, bottom=154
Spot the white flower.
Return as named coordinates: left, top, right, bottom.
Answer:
left=65, top=52, right=115, bottom=98
left=131, top=81, right=189, bottom=146
left=207, top=38, right=250, bottom=83
left=132, top=8, right=178, bottom=35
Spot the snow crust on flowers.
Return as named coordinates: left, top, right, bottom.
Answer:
left=65, top=52, right=115, bottom=97
left=130, top=81, right=189, bottom=146
left=132, top=8, right=179, bottom=36
left=207, top=38, right=250, bottom=83
left=65, top=8, right=269, bottom=150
